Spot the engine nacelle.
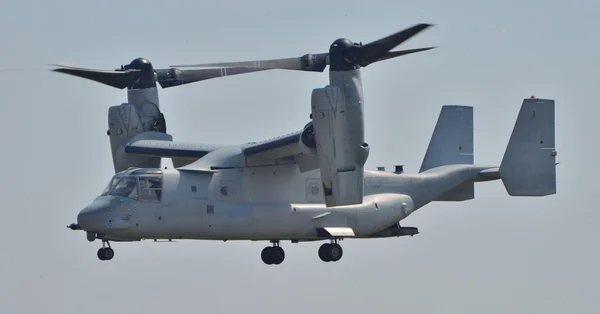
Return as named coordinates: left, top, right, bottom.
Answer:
left=310, top=85, right=370, bottom=207
left=108, top=102, right=169, bottom=173
left=298, top=122, right=317, bottom=156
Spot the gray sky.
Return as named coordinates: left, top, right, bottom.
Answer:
left=1, top=0, right=598, bottom=313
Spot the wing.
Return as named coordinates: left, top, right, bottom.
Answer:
left=126, top=128, right=319, bottom=172
left=241, top=130, right=319, bottom=172
left=125, top=139, right=222, bottom=159
left=121, top=133, right=225, bottom=169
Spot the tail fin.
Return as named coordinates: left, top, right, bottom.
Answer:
left=499, top=98, right=557, bottom=196
left=419, top=105, right=474, bottom=201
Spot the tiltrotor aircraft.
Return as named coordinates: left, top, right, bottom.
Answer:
left=57, top=23, right=558, bottom=265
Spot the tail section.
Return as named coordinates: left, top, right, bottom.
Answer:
left=419, top=105, right=474, bottom=201
left=420, top=105, right=474, bottom=172
left=499, top=98, right=557, bottom=196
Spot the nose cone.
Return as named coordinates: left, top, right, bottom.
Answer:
left=77, top=199, right=112, bottom=231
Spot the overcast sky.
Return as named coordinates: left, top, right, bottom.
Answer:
left=1, top=0, right=598, bottom=313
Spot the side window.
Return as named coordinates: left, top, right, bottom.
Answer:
left=139, top=176, right=163, bottom=202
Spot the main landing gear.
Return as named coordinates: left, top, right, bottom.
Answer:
left=260, top=239, right=344, bottom=264
left=318, top=240, right=343, bottom=262
left=261, top=241, right=285, bottom=265
left=97, top=240, right=114, bottom=261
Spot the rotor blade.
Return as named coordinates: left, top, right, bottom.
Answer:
left=353, top=23, right=434, bottom=65
left=155, top=67, right=273, bottom=88
left=370, top=47, right=437, bottom=64
left=50, top=64, right=141, bottom=89
left=169, top=53, right=328, bottom=72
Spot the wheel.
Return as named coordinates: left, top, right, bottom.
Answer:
left=261, top=247, right=274, bottom=265
left=97, top=247, right=114, bottom=261
left=318, top=243, right=332, bottom=262
left=329, top=243, right=343, bottom=262
left=97, top=248, right=106, bottom=261
left=271, top=247, right=285, bottom=265
left=103, top=247, right=114, bottom=260
left=261, top=246, right=285, bottom=265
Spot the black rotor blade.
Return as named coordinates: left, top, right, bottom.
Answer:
left=169, top=53, right=329, bottom=72
left=49, top=64, right=141, bottom=89
left=155, top=67, right=274, bottom=88
left=370, top=47, right=437, bottom=64
left=168, top=24, right=433, bottom=71
left=349, top=23, right=434, bottom=66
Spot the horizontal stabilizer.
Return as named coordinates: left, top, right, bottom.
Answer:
left=316, top=227, right=355, bottom=238
left=499, top=98, right=557, bottom=196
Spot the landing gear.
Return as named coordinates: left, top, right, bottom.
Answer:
left=97, top=240, right=114, bottom=261
left=261, top=241, right=285, bottom=265
left=318, top=240, right=343, bottom=262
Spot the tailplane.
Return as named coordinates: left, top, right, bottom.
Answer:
left=499, top=98, right=557, bottom=196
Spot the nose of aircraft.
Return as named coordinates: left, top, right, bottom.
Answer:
left=77, top=199, right=112, bottom=231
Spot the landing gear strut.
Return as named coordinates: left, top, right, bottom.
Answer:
left=97, top=240, right=114, bottom=261
left=318, top=239, right=343, bottom=262
left=261, top=241, right=285, bottom=265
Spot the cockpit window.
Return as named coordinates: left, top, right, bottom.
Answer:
left=100, top=168, right=163, bottom=202
left=108, top=176, right=139, bottom=200
left=100, top=176, right=121, bottom=196
left=139, top=176, right=163, bottom=202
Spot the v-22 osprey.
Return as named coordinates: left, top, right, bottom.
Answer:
left=55, top=24, right=558, bottom=265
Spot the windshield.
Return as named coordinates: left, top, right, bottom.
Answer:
left=108, top=176, right=139, bottom=200
left=100, top=169, right=163, bottom=202
left=100, top=176, right=121, bottom=196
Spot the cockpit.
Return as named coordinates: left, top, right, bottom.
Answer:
left=100, top=168, right=163, bottom=202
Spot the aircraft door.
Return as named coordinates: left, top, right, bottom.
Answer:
left=137, top=175, right=165, bottom=229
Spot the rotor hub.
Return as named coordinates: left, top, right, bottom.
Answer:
left=329, top=38, right=355, bottom=51
left=125, top=58, right=153, bottom=71
left=122, top=57, right=156, bottom=89
left=328, top=38, right=361, bottom=71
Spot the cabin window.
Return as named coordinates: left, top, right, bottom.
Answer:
left=207, top=204, right=214, bottom=214
left=139, top=176, right=163, bottom=202
left=191, top=185, right=197, bottom=193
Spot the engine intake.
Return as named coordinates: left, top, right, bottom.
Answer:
left=298, top=122, right=317, bottom=155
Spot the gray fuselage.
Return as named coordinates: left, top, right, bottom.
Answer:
left=77, top=163, right=494, bottom=243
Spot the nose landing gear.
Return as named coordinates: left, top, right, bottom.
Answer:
left=97, top=240, right=114, bottom=261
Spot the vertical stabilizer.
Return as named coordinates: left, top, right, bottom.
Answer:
left=419, top=105, right=474, bottom=201
left=499, top=98, right=557, bottom=196
left=420, top=105, right=474, bottom=172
